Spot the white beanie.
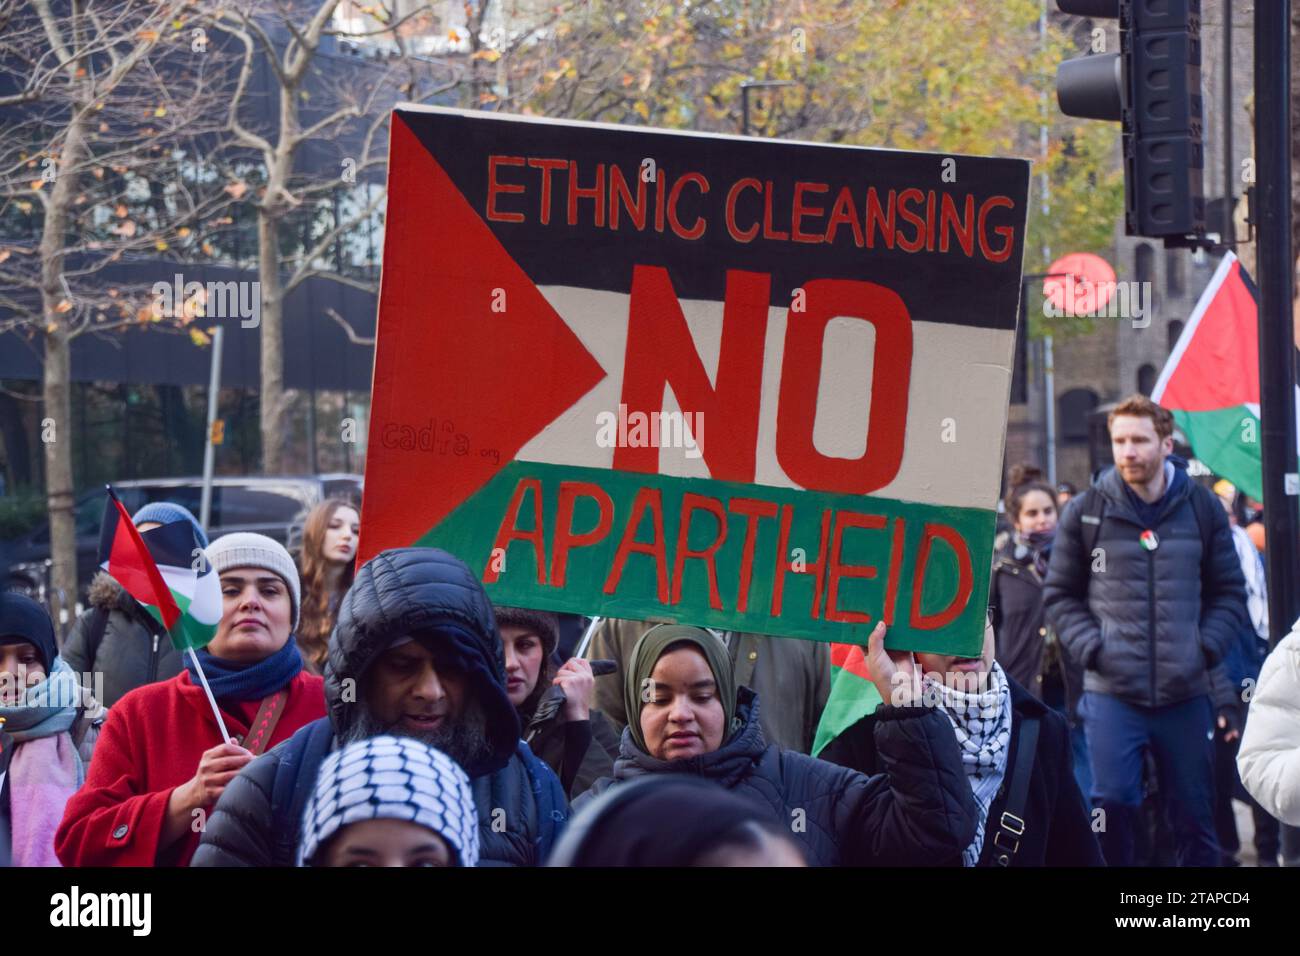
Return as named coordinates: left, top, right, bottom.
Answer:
left=297, top=735, right=480, bottom=867
left=206, top=532, right=301, bottom=630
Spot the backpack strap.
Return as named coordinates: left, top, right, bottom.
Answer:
left=270, top=718, right=335, bottom=865
left=992, top=715, right=1041, bottom=867
left=1184, top=482, right=1220, bottom=580
left=1077, top=488, right=1107, bottom=561
left=83, top=605, right=111, bottom=672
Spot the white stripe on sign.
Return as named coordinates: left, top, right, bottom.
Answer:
left=519, top=285, right=1013, bottom=510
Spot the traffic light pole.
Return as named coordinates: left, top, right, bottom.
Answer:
left=1254, top=0, right=1299, bottom=648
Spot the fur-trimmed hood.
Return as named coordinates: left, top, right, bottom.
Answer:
left=86, top=571, right=137, bottom=612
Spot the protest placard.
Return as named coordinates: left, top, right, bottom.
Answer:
left=361, top=106, right=1029, bottom=654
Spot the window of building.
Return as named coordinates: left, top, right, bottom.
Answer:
left=1058, top=388, right=1099, bottom=444
left=1137, top=363, right=1157, bottom=396
left=1167, top=319, right=1184, bottom=354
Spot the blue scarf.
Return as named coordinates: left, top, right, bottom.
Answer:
left=0, top=657, right=80, bottom=742
left=185, top=638, right=304, bottom=704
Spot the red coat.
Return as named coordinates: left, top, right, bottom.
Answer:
left=55, top=668, right=325, bottom=867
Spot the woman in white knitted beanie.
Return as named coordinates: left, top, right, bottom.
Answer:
left=55, top=532, right=326, bottom=867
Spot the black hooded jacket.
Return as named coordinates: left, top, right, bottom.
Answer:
left=191, top=548, right=567, bottom=867
left=576, top=688, right=977, bottom=866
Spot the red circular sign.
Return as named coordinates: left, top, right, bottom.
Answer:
left=1043, top=252, right=1117, bottom=316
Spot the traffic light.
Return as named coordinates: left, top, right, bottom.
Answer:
left=1055, top=0, right=1205, bottom=244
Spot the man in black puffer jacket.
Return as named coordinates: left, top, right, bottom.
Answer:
left=1043, top=396, right=1247, bottom=867
left=191, top=548, right=567, bottom=867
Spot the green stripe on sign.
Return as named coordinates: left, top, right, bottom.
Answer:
left=419, top=460, right=993, bottom=657
left=1172, top=405, right=1263, bottom=502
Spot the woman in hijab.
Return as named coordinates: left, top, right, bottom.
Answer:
left=549, top=775, right=805, bottom=866
left=819, top=622, right=1103, bottom=866
left=0, top=593, right=85, bottom=867
left=55, top=533, right=327, bottom=867
left=576, top=621, right=978, bottom=866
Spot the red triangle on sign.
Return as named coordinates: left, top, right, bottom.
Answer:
left=359, top=115, right=607, bottom=564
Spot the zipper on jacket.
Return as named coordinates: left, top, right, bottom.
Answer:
left=1147, top=549, right=1157, bottom=706
left=149, top=629, right=160, bottom=683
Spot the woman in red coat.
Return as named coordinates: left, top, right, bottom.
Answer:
left=56, top=533, right=327, bottom=867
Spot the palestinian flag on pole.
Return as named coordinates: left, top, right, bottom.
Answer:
left=1151, top=252, right=1265, bottom=501
left=811, top=642, right=883, bottom=757
left=97, top=488, right=220, bottom=650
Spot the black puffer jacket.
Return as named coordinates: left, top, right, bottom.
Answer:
left=820, top=674, right=1104, bottom=866
left=1043, top=462, right=1247, bottom=708
left=576, top=688, right=976, bottom=866
left=191, top=548, right=567, bottom=867
left=989, top=542, right=1049, bottom=697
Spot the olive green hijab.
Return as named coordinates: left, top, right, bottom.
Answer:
left=623, top=624, right=737, bottom=755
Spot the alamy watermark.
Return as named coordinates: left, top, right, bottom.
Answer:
left=595, top=403, right=704, bottom=458
left=1043, top=276, right=1152, bottom=328
left=0, top=669, right=104, bottom=707
left=152, top=273, right=260, bottom=328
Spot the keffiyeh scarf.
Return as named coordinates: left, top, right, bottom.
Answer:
left=922, top=661, right=1013, bottom=866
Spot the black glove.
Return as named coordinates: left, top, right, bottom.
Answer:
left=1216, top=704, right=1242, bottom=742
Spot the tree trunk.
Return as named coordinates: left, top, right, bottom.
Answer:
left=39, top=110, right=88, bottom=621
left=258, top=205, right=286, bottom=474
left=41, top=330, right=76, bottom=619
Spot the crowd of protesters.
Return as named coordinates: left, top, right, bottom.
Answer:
left=2, top=392, right=1299, bottom=866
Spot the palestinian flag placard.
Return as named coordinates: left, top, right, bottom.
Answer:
left=362, top=106, right=1030, bottom=655
left=97, top=489, right=220, bottom=650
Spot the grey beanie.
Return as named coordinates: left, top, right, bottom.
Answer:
left=205, top=532, right=301, bottom=630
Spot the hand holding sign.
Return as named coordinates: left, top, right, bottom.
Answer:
left=864, top=621, right=921, bottom=707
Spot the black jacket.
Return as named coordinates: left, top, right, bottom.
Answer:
left=1042, top=461, right=1248, bottom=708
left=820, top=675, right=1104, bottom=866
left=526, top=708, right=619, bottom=800
left=989, top=542, right=1049, bottom=697
left=61, top=573, right=180, bottom=707
left=191, top=548, right=567, bottom=867
left=577, top=688, right=977, bottom=866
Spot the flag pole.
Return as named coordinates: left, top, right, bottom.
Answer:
left=574, top=615, right=604, bottom=661
left=186, top=646, right=233, bottom=743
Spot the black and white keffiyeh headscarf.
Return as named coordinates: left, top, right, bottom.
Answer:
left=297, top=735, right=480, bottom=867
left=922, top=661, right=1013, bottom=867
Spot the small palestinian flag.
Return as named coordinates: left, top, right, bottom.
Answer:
left=97, top=488, right=221, bottom=651
left=812, top=642, right=883, bottom=758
